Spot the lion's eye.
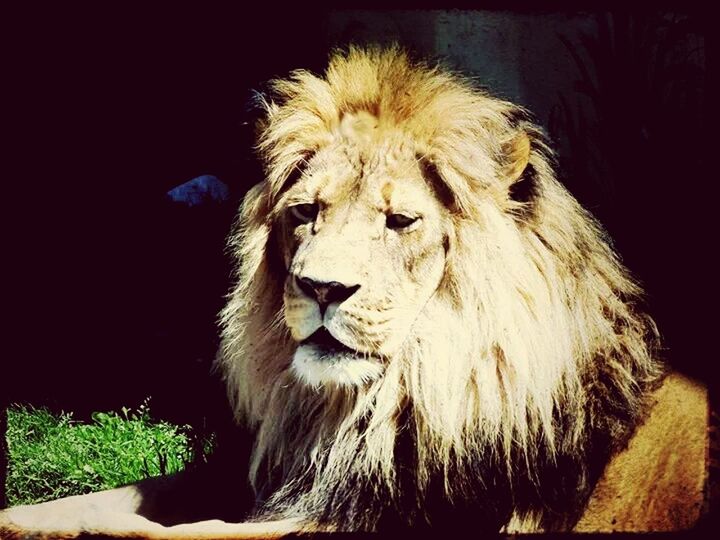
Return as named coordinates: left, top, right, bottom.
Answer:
left=289, top=203, right=319, bottom=224
left=386, top=213, right=419, bottom=230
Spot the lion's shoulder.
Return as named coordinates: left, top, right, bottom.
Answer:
left=575, top=371, right=709, bottom=532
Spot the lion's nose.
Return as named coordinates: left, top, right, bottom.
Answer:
left=296, top=276, right=360, bottom=315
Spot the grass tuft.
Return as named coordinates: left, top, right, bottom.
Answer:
left=6, top=400, right=214, bottom=506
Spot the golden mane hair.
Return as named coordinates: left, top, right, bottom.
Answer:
left=217, top=46, right=664, bottom=532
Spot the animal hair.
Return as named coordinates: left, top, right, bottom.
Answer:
left=217, top=46, right=664, bottom=532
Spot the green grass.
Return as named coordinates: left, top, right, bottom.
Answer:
left=6, top=400, right=214, bottom=506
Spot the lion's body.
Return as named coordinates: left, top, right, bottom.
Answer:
left=0, top=46, right=709, bottom=537
left=575, top=372, right=708, bottom=532
left=502, top=371, right=708, bottom=533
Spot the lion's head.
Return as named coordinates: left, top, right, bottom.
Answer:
left=218, top=47, right=663, bottom=531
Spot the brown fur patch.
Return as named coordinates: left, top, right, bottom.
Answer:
left=575, top=372, right=708, bottom=532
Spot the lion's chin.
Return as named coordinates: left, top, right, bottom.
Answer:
left=290, top=332, right=384, bottom=388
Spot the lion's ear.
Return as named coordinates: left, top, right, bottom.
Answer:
left=502, top=131, right=531, bottom=184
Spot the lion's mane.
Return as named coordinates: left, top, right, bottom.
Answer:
left=217, top=47, right=663, bottom=532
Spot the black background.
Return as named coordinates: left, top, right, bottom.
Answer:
left=6, top=6, right=329, bottom=417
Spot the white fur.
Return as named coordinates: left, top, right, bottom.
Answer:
left=291, top=344, right=384, bottom=388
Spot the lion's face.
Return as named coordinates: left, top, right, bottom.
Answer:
left=277, top=112, right=449, bottom=387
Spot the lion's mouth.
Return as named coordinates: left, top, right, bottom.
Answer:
left=302, top=327, right=356, bottom=358
left=293, top=326, right=384, bottom=386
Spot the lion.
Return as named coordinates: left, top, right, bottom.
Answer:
left=1, top=46, right=708, bottom=538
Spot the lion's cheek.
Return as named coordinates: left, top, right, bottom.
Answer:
left=400, top=243, right=446, bottom=304
left=283, top=283, right=323, bottom=341
left=368, top=248, right=446, bottom=356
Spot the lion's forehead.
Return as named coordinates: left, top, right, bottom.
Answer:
left=308, top=138, right=436, bottom=213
